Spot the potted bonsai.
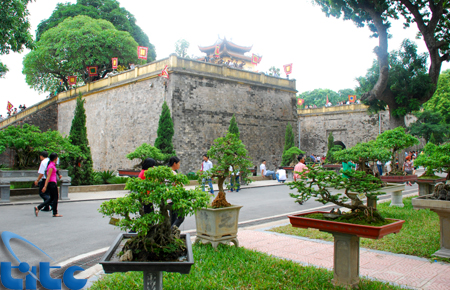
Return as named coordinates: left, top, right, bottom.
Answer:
left=414, top=142, right=450, bottom=196
left=412, top=182, right=450, bottom=258
left=119, top=143, right=172, bottom=177
left=333, top=140, right=406, bottom=207
left=98, top=166, right=210, bottom=288
left=287, top=166, right=405, bottom=287
left=195, top=132, right=253, bottom=248
left=376, top=127, right=419, bottom=183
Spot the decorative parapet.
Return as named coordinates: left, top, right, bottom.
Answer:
left=0, top=55, right=296, bottom=129
left=298, top=104, right=369, bottom=116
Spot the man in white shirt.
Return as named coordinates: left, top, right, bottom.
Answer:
left=34, top=151, right=51, bottom=211
left=201, top=154, right=214, bottom=195
left=260, top=160, right=276, bottom=180
left=276, top=167, right=287, bottom=183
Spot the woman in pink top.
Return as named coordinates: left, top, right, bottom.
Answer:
left=35, top=153, right=62, bottom=217
left=293, top=154, right=308, bottom=181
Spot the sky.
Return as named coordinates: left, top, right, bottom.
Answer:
left=1, top=0, right=449, bottom=116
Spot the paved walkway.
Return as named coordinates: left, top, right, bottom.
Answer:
left=237, top=225, right=450, bottom=290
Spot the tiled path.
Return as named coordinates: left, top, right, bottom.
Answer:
left=238, top=229, right=450, bottom=290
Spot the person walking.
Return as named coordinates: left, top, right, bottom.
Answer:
left=201, top=154, right=214, bottom=196
left=229, top=165, right=240, bottom=192
left=403, top=156, right=414, bottom=186
left=293, top=155, right=308, bottom=181
left=376, top=159, right=383, bottom=176
left=34, top=151, right=57, bottom=212
left=168, top=156, right=185, bottom=228
left=34, top=153, right=63, bottom=217
left=139, top=158, right=156, bottom=214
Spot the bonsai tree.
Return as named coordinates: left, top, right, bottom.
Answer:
left=334, top=140, right=391, bottom=174
left=154, top=101, right=176, bottom=155
left=376, top=127, right=419, bottom=175
left=99, top=166, right=210, bottom=261
left=415, top=142, right=450, bottom=179
left=126, top=143, right=172, bottom=168
left=62, top=94, right=95, bottom=185
left=282, top=147, right=305, bottom=167
left=0, top=124, right=81, bottom=169
left=288, top=165, right=386, bottom=223
left=198, top=132, right=253, bottom=208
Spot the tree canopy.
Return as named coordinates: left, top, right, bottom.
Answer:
left=314, top=0, right=450, bottom=128
left=357, top=39, right=433, bottom=118
left=174, top=39, right=190, bottom=58
left=0, top=0, right=34, bottom=77
left=298, top=88, right=357, bottom=107
left=36, top=0, right=155, bottom=61
left=154, top=101, right=176, bottom=156
left=22, top=15, right=139, bottom=93
left=423, top=69, right=450, bottom=123
left=408, top=109, right=449, bottom=144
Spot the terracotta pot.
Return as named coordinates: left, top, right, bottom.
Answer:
left=118, top=169, right=140, bottom=177
left=380, top=175, right=417, bottom=183
left=288, top=211, right=405, bottom=239
left=323, top=164, right=343, bottom=169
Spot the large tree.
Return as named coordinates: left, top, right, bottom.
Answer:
left=314, top=0, right=450, bottom=128
left=356, top=39, right=434, bottom=117
left=0, top=0, right=34, bottom=77
left=35, top=0, right=156, bottom=61
left=22, top=15, right=139, bottom=93
left=408, top=110, right=449, bottom=144
left=174, top=39, right=190, bottom=58
left=423, top=69, right=450, bottom=123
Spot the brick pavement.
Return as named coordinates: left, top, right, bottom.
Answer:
left=237, top=229, right=450, bottom=290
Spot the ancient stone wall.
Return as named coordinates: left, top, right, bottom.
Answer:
left=169, top=72, right=298, bottom=174
left=298, top=105, right=420, bottom=157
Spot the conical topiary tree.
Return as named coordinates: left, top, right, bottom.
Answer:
left=154, top=101, right=175, bottom=156
left=228, top=114, right=240, bottom=136
left=281, top=123, right=295, bottom=166
left=64, top=94, right=94, bottom=185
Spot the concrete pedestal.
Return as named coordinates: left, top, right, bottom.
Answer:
left=0, top=184, right=10, bottom=203
left=432, top=209, right=450, bottom=258
left=417, top=178, right=446, bottom=196
left=390, top=190, right=404, bottom=207
left=59, top=181, right=71, bottom=200
left=143, top=271, right=163, bottom=290
left=330, top=232, right=360, bottom=288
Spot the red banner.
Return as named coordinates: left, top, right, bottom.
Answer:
left=112, top=58, right=118, bottom=69
left=68, top=76, right=77, bottom=85
left=159, top=65, right=169, bottom=79
left=87, top=66, right=98, bottom=76
left=7, top=101, right=13, bottom=111
left=214, top=45, right=220, bottom=58
left=297, top=98, right=304, bottom=106
left=251, top=54, right=262, bottom=65
left=137, top=46, right=148, bottom=59
left=348, top=95, right=356, bottom=103
left=283, top=63, right=293, bottom=75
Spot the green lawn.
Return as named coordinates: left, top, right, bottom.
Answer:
left=271, top=196, right=444, bottom=259
left=90, top=244, right=403, bottom=290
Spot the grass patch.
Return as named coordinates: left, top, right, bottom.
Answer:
left=90, top=244, right=403, bottom=290
left=271, top=196, right=441, bottom=259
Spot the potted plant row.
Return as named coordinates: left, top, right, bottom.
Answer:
left=287, top=166, right=405, bottom=287
left=98, top=166, right=210, bottom=289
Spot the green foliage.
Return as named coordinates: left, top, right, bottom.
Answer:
left=408, top=109, right=450, bottom=144
left=228, top=114, right=240, bottom=136
left=288, top=165, right=385, bottom=222
left=198, top=132, right=254, bottom=204
left=97, top=170, right=115, bottom=183
left=325, top=132, right=342, bottom=164
left=424, top=70, right=450, bottom=123
left=0, top=124, right=81, bottom=169
left=334, top=140, right=391, bottom=172
left=267, top=66, right=281, bottom=76
left=415, top=142, right=450, bottom=179
left=62, top=94, right=95, bottom=185
left=357, top=39, right=433, bottom=117
left=376, top=127, right=419, bottom=171
left=281, top=123, right=296, bottom=166
left=35, top=0, right=155, bottom=61
left=106, top=176, right=128, bottom=184
left=282, top=147, right=304, bottom=167
left=298, top=88, right=356, bottom=107
left=327, top=132, right=334, bottom=152
left=154, top=101, right=176, bottom=156
left=186, top=172, right=198, bottom=180
left=174, top=39, right=189, bottom=58
left=23, top=15, right=139, bottom=93
left=126, top=143, right=171, bottom=168
left=99, top=165, right=209, bottom=239
left=0, top=0, right=34, bottom=77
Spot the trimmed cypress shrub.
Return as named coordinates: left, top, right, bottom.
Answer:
left=154, top=101, right=175, bottom=155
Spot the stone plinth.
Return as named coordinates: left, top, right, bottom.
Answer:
left=416, top=178, right=446, bottom=196
left=329, top=232, right=360, bottom=287
left=412, top=197, right=450, bottom=258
